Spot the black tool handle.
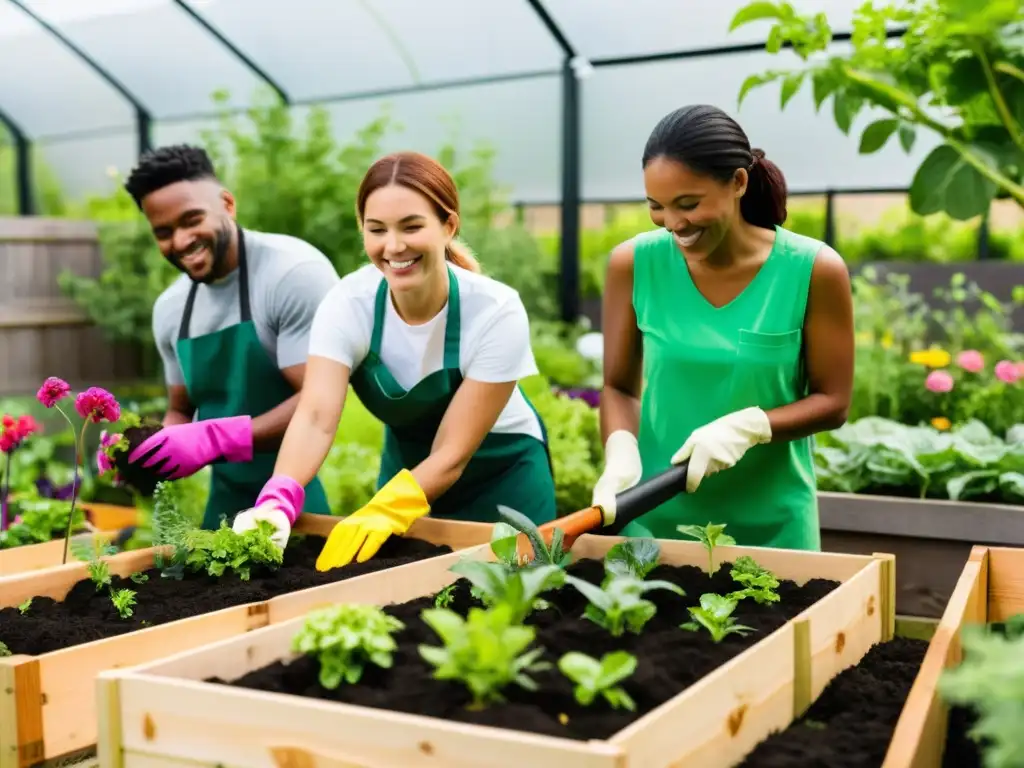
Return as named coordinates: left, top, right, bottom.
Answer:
left=598, top=459, right=691, bottom=535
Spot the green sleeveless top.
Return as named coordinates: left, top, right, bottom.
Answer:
left=622, top=224, right=821, bottom=551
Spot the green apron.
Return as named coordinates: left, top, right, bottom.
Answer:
left=176, top=225, right=330, bottom=529
left=349, top=267, right=556, bottom=524
left=624, top=225, right=820, bottom=551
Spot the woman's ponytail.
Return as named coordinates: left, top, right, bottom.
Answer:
left=446, top=237, right=482, bottom=273
left=739, top=148, right=788, bottom=230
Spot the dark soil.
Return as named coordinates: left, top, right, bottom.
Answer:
left=739, top=635, right=929, bottom=767
left=213, top=557, right=840, bottom=741
left=1, top=534, right=450, bottom=656
left=942, top=705, right=982, bottom=768
left=112, top=423, right=165, bottom=495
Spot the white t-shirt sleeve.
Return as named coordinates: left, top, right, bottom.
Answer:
left=307, top=278, right=373, bottom=369
left=464, top=292, right=538, bottom=383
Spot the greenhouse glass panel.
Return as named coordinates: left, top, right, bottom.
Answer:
left=37, top=130, right=140, bottom=203
left=20, top=0, right=266, bottom=118
left=580, top=47, right=940, bottom=200
left=544, top=0, right=910, bottom=61
left=0, top=1, right=133, bottom=137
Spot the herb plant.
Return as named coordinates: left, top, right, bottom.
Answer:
left=727, top=556, right=781, bottom=605
left=292, top=604, right=405, bottom=690
left=434, top=584, right=456, bottom=609
left=681, top=594, right=755, bottom=643
left=558, top=650, right=638, bottom=711
left=0, top=641, right=10, bottom=657
left=18, top=598, right=31, bottom=614
left=0, top=499, right=86, bottom=550
left=449, top=559, right=565, bottom=623
left=566, top=573, right=684, bottom=637
left=110, top=589, right=137, bottom=619
left=497, top=505, right=571, bottom=568
left=181, top=521, right=283, bottom=580
left=419, top=604, right=551, bottom=710
left=72, top=537, right=118, bottom=591
left=151, top=481, right=193, bottom=578
left=678, top=523, right=736, bottom=576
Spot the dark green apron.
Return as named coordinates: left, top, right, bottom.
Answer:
left=176, top=226, right=330, bottom=529
left=349, top=267, right=556, bottom=524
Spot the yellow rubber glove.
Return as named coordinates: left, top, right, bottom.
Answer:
left=315, top=469, right=430, bottom=571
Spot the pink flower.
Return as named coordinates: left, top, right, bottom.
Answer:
left=95, top=430, right=121, bottom=474
left=0, top=432, right=13, bottom=454
left=956, top=350, right=984, bottom=373
left=925, top=370, right=954, bottom=393
left=995, top=360, right=1022, bottom=384
left=17, top=415, right=38, bottom=437
left=37, top=377, right=71, bottom=408
left=74, top=387, right=121, bottom=424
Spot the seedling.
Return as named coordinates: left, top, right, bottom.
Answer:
left=497, top=505, right=571, bottom=568
left=292, top=604, right=405, bottom=690
left=558, top=650, right=638, bottom=711
left=449, top=558, right=565, bottom=623
left=151, top=481, right=192, bottom=579
left=17, top=598, right=31, bottom=614
left=419, top=603, right=550, bottom=710
left=434, top=584, right=456, bottom=609
left=681, top=593, right=755, bottom=642
left=110, top=588, right=137, bottom=619
left=0, top=641, right=10, bottom=657
left=678, top=522, right=735, bottom=576
left=603, top=538, right=660, bottom=583
left=566, top=573, right=684, bottom=637
left=71, top=537, right=118, bottom=592
left=129, top=571, right=149, bottom=584
left=727, top=556, right=781, bottom=605
left=181, top=520, right=283, bottom=580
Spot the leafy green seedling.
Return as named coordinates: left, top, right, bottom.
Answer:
left=151, top=481, right=192, bottom=579
left=71, top=537, right=118, bottom=591
left=181, top=520, right=283, bottom=580
left=0, top=641, right=10, bottom=657
left=110, top=589, right=137, bottom=619
left=677, top=523, right=736, bottom=576
left=681, top=593, right=755, bottom=643
left=292, top=604, right=405, bottom=690
left=567, top=573, right=684, bottom=637
left=558, top=650, right=638, bottom=711
left=18, top=598, right=31, bottom=615
left=489, top=522, right=521, bottom=568
left=603, top=538, right=660, bottom=583
left=497, top=505, right=571, bottom=568
left=419, top=604, right=550, bottom=710
left=434, top=584, right=456, bottom=609
left=727, top=556, right=780, bottom=605
left=129, top=571, right=149, bottom=584
left=449, top=559, right=565, bottom=623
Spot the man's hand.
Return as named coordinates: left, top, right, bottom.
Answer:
left=128, top=415, right=253, bottom=480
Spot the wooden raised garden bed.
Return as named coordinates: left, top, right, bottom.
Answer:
left=818, top=491, right=1024, bottom=618
left=94, top=530, right=896, bottom=768
left=0, top=513, right=490, bottom=768
left=0, top=532, right=113, bottom=577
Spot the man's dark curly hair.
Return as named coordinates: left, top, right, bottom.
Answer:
left=124, top=144, right=220, bottom=209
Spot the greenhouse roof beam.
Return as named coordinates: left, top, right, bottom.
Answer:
left=0, top=106, right=33, bottom=215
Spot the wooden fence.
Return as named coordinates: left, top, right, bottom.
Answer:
left=0, top=217, right=146, bottom=397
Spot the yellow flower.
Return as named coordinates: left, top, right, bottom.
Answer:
left=931, top=417, right=951, bottom=431
left=880, top=331, right=894, bottom=350
left=910, top=348, right=951, bottom=368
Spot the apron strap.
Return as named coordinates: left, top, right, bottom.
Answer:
left=179, top=225, right=251, bottom=341
left=369, top=265, right=461, bottom=369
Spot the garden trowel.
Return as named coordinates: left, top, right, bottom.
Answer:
left=511, top=460, right=691, bottom=561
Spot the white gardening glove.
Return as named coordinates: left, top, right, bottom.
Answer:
left=232, top=504, right=293, bottom=550
left=591, top=430, right=644, bottom=525
left=671, top=407, right=772, bottom=493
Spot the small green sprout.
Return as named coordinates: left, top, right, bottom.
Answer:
left=558, top=651, right=638, bottom=711
left=678, top=522, right=736, bottom=576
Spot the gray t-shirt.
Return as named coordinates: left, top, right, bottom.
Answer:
left=152, top=228, right=340, bottom=387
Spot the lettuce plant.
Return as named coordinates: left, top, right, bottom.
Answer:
left=449, top=558, right=565, bottom=623
left=558, top=650, right=638, bottom=711
left=567, top=573, right=684, bottom=637
left=292, top=604, right=405, bottom=689
left=0, top=641, right=10, bottom=657
left=418, top=604, right=550, bottom=710
left=678, top=523, right=736, bottom=576
left=681, top=593, right=755, bottom=643
left=603, top=538, right=660, bottom=582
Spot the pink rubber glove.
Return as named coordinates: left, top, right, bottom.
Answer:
left=232, top=475, right=305, bottom=549
left=128, top=416, right=254, bottom=481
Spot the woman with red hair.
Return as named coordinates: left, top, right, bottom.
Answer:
left=232, top=152, right=556, bottom=569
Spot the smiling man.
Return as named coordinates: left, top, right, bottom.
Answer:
left=123, top=144, right=339, bottom=529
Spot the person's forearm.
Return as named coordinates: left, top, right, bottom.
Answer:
left=163, top=409, right=193, bottom=427
left=600, top=385, right=641, bottom=443
left=271, top=404, right=338, bottom=487
left=410, top=449, right=469, bottom=504
left=250, top=393, right=302, bottom=452
left=765, top=393, right=848, bottom=443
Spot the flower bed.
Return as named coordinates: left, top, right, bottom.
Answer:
left=94, top=527, right=894, bottom=768
left=0, top=512, right=491, bottom=767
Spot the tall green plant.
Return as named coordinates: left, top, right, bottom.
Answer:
left=730, top=0, right=1024, bottom=220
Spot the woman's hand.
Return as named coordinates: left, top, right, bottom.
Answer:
left=671, top=407, right=772, bottom=492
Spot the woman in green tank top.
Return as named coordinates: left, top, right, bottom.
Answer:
left=592, top=105, right=855, bottom=551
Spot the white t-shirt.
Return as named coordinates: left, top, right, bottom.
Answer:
left=308, top=263, right=543, bottom=441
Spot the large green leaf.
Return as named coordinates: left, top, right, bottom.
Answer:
left=909, top=144, right=997, bottom=219
left=859, top=118, right=900, bottom=154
